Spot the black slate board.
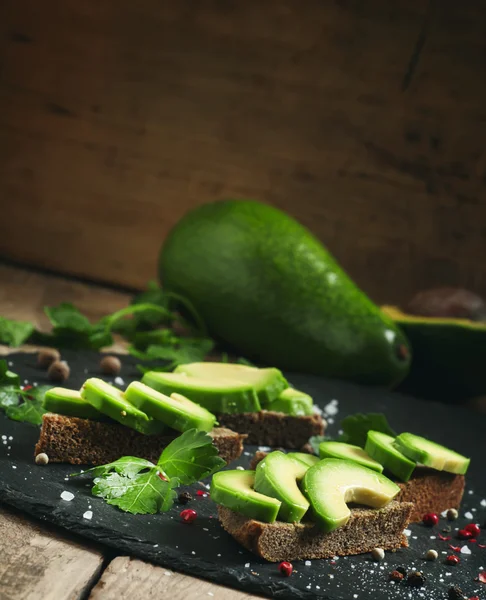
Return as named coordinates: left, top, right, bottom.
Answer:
left=0, top=351, right=485, bottom=600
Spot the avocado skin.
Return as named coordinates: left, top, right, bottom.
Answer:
left=383, top=305, right=486, bottom=403
left=159, top=200, right=410, bottom=387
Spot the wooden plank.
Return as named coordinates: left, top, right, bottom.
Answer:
left=89, top=556, right=261, bottom=600
left=0, top=505, right=104, bottom=600
left=0, top=1, right=485, bottom=303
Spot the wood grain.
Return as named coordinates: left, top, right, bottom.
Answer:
left=89, top=556, right=261, bottom=600
left=0, top=505, right=104, bottom=600
left=0, top=1, right=484, bottom=303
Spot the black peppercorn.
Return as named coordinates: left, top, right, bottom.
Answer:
left=395, top=566, right=407, bottom=576
left=178, top=491, right=193, bottom=504
left=448, top=585, right=466, bottom=600
left=407, top=571, right=426, bottom=588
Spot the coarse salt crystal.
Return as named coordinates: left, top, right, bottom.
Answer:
left=305, top=560, right=312, bottom=566
left=480, top=499, right=486, bottom=507
left=257, top=446, right=271, bottom=452
left=12, top=465, right=16, bottom=469
left=83, top=510, right=93, bottom=520
left=460, top=545, right=472, bottom=555
left=236, top=466, right=244, bottom=470
left=324, top=400, right=339, bottom=416
left=61, top=491, right=74, bottom=501
left=403, top=529, right=411, bottom=536
left=244, top=563, right=250, bottom=568
left=114, top=376, right=124, bottom=386
left=464, top=511, right=474, bottom=519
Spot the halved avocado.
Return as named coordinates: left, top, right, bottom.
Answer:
left=43, top=387, right=105, bottom=420
left=365, top=430, right=416, bottom=482
left=174, top=362, right=288, bottom=405
left=254, top=451, right=309, bottom=523
left=266, top=387, right=314, bottom=416
left=80, top=378, right=166, bottom=435
left=142, top=371, right=261, bottom=414
left=124, top=382, right=216, bottom=432
left=302, top=458, right=400, bottom=532
left=394, top=432, right=470, bottom=475
left=382, top=305, right=486, bottom=403
left=319, top=441, right=383, bottom=473
left=210, top=470, right=281, bottom=523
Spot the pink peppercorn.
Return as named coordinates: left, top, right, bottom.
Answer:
left=278, top=561, right=293, bottom=577
left=180, top=508, right=197, bottom=523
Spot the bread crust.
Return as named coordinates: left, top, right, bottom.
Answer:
left=217, top=411, right=325, bottom=448
left=35, top=413, right=246, bottom=465
left=218, top=501, right=413, bottom=562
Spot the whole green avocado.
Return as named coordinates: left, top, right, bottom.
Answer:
left=159, top=200, right=411, bottom=386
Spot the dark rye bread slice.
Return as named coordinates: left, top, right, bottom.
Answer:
left=249, top=451, right=465, bottom=523
left=216, top=411, right=325, bottom=448
left=218, top=501, right=413, bottom=562
left=35, top=413, right=246, bottom=466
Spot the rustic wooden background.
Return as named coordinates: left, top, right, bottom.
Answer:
left=0, top=0, right=485, bottom=304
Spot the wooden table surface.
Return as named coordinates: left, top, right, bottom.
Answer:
left=0, top=263, right=260, bottom=600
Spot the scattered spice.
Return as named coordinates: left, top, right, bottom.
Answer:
left=439, top=533, right=452, bottom=541
left=196, top=490, right=208, bottom=497
left=425, top=549, right=438, bottom=561
left=407, top=571, right=426, bottom=587
left=389, top=570, right=404, bottom=582
left=178, top=492, right=193, bottom=504
left=422, top=512, right=439, bottom=527
left=35, top=452, right=49, bottom=465
left=100, top=355, right=122, bottom=376
left=448, top=585, right=466, bottom=600
left=464, top=523, right=480, bottom=537
left=180, top=508, right=197, bottom=523
left=37, top=348, right=61, bottom=370
left=445, top=554, right=461, bottom=566
left=447, top=508, right=459, bottom=521
left=458, top=529, right=474, bottom=540
left=47, top=360, right=70, bottom=382
left=449, top=545, right=462, bottom=553
left=477, top=543, right=486, bottom=549
left=395, top=566, right=407, bottom=576
left=371, top=547, right=385, bottom=561
left=478, top=571, right=486, bottom=584
left=278, top=561, right=293, bottom=577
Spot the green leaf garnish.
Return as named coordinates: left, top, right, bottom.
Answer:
left=339, top=413, right=396, bottom=448
left=6, top=399, right=46, bottom=425
left=0, top=360, right=51, bottom=425
left=0, top=317, right=34, bottom=347
left=158, top=429, right=226, bottom=484
left=74, top=429, right=225, bottom=515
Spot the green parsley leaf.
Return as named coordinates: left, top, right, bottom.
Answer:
left=158, top=429, right=226, bottom=484
left=78, top=456, right=156, bottom=479
left=0, top=317, right=34, bottom=347
left=45, top=303, right=92, bottom=332
left=0, top=385, right=20, bottom=409
left=133, top=337, right=214, bottom=373
left=6, top=398, right=46, bottom=425
left=339, top=413, right=396, bottom=448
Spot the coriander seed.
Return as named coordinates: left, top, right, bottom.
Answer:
left=37, top=348, right=61, bottom=370
left=100, top=355, right=122, bottom=376
left=47, top=360, right=70, bottom=383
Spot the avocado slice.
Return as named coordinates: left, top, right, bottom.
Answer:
left=43, top=387, right=105, bottom=420
left=210, top=470, right=281, bottom=523
left=365, top=430, right=415, bottom=482
left=141, top=371, right=261, bottom=414
left=266, top=387, right=314, bottom=416
left=302, top=458, right=400, bottom=532
left=319, top=441, right=383, bottom=473
left=80, top=378, right=166, bottom=435
left=124, top=381, right=216, bottom=433
left=394, top=432, right=470, bottom=475
left=254, top=451, right=309, bottom=523
left=286, top=452, right=320, bottom=468
left=174, top=362, right=288, bottom=405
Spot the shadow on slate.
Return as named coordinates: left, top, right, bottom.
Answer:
left=0, top=351, right=485, bottom=600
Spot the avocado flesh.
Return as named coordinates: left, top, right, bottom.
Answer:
left=365, top=430, right=415, bottom=482
left=254, top=451, right=310, bottom=523
left=43, top=387, right=105, bottom=420
left=319, top=441, right=383, bottom=473
left=142, top=371, right=261, bottom=414
left=287, top=452, right=320, bottom=468
left=174, top=362, right=288, bottom=405
left=210, top=470, right=281, bottom=523
left=124, top=382, right=216, bottom=433
left=266, top=387, right=314, bottom=416
left=394, top=432, right=470, bottom=475
left=80, top=378, right=166, bottom=435
left=159, top=200, right=411, bottom=387
left=382, top=305, right=486, bottom=403
left=302, top=458, right=400, bottom=532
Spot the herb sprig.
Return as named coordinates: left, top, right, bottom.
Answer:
left=74, top=429, right=225, bottom=515
left=0, top=359, right=51, bottom=424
